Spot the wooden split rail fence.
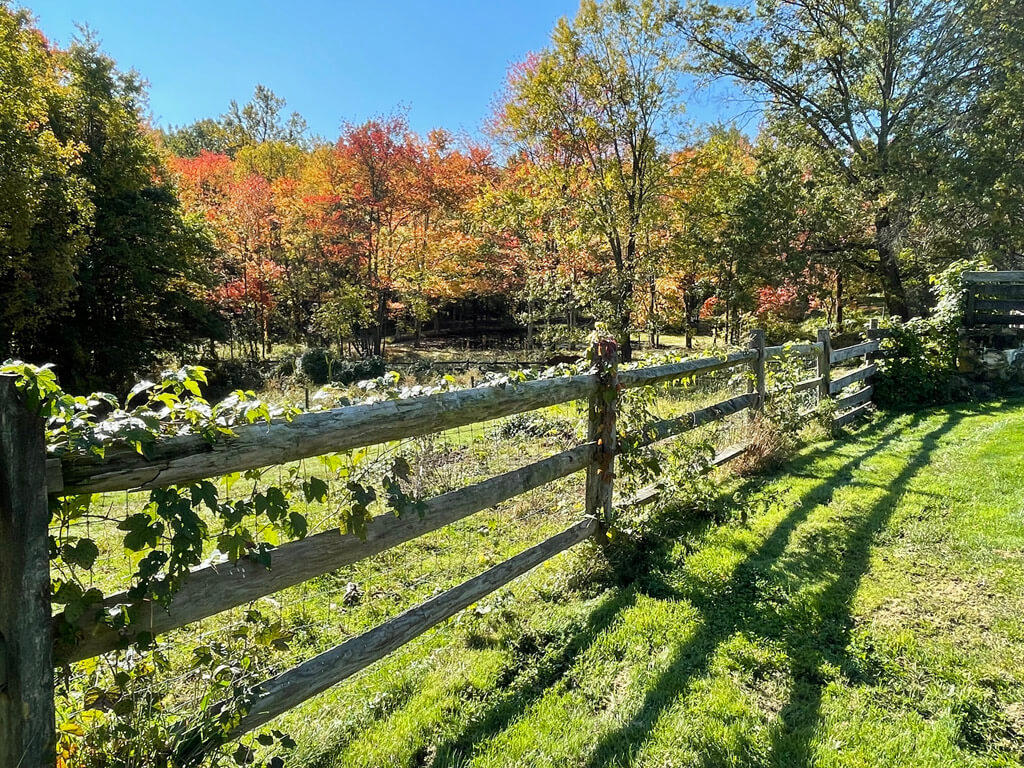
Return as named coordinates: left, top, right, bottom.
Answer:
left=963, top=270, right=1024, bottom=328
left=0, top=325, right=881, bottom=766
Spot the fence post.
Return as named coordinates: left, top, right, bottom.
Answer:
left=865, top=318, right=881, bottom=358
left=0, top=375, right=56, bottom=767
left=817, top=328, right=832, bottom=403
left=585, top=336, right=618, bottom=527
left=748, top=329, right=766, bottom=411
left=866, top=317, right=890, bottom=376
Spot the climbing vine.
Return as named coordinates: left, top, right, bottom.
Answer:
left=2, top=356, right=604, bottom=767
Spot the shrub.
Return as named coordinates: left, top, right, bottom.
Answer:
left=297, top=349, right=388, bottom=387
left=274, top=356, right=296, bottom=378
left=873, top=319, right=956, bottom=407
left=201, top=359, right=265, bottom=400
left=490, top=411, right=578, bottom=442
left=297, top=347, right=332, bottom=385
left=873, top=258, right=989, bottom=407
left=332, top=355, right=387, bottom=385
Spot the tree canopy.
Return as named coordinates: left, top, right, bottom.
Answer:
left=3, top=0, right=1022, bottom=389
left=673, top=0, right=1010, bottom=318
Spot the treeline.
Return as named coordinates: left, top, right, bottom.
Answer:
left=2, top=0, right=1022, bottom=390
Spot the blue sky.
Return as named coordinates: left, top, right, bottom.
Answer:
left=26, top=0, right=751, bottom=140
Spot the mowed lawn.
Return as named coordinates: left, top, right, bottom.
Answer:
left=288, top=401, right=1024, bottom=768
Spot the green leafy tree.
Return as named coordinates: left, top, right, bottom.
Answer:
left=223, top=84, right=308, bottom=149
left=675, top=0, right=991, bottom=319
left=162, top=84, right=307, bottom=159
left=23, top=30, right=220, bottom=390
left=930, top=0, right=1024, bottom=265
left=0, top=4, right=92, bottom=351
left=161, top=117, right=235, bottom=157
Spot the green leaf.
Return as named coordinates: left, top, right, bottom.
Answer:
left=62, top=538, right=99, bottom=569
left=285, top=511, right=308, bottom=540
left=59, top=721, right=85, bottom=736
left=303, top=476, right=329, bottom=503
left=119, top=513, right=163, bottom=552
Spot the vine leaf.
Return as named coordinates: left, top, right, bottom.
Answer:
left=62, top=538, right=99, bottom=570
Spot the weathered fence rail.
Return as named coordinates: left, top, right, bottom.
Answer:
left=964, top=271, right=1024, bottom=327
left=0, top=323, right=880, bottom=764
left=224, top=516, right=600, bottom=740
left=59, top=441, right=600, bottom=663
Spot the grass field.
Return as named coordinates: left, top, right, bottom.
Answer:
left=273, top=400, right=1024, bottom=767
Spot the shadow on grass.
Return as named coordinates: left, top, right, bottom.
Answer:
left=765, top=404, right=969, bottom=767
left=423, top=412, right=907, bottom=766
left=430, top=586, right=639, bottom=767
left=577, top=405, right=969, bottom=768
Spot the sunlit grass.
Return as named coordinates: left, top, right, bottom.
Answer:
left=283, top=400, right=1024, bottom=767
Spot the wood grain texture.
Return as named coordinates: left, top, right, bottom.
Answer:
left=965, top=313, right=1024, bottom=326
left=865, top=320, right=883, bottom=362
left=962, top=271, right=1024, bottom=283
left=774, top=376, right=824, bottom=396
left=830, top=340, right=880, bottom=364
left=749, top=330, right=766, bottom=411
left=58, top=442, right=597, bottom=663
left=968, top=283, right=1024, bottom=298
left=712, top=443, right=749, bottom=466
left=634, top=393, right=756, bottom=448
left=584, top=343, right=618, bottom=525
left=816, top=329, right=832, bottom=403
left=225, top=517, right=599, bottom=738
left=617, top=352, right=756, bottom=389
left=837, top=386, right=873, bottom=411
left=615, top=441, right=749, bottom=511
left=972, top=298, right=1024, bottom=312
left=58, top=374, right=598, bottom=495
left=45, top=459, right=62, bottom=494
left=834, top=402, right=872, bottom=428
left=0, top=376, right=56, bottom=767
left=829, top=364, right=877, bottom=394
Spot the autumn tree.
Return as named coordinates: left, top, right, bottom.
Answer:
left=675, top=0, right=993, bottom=319
left=282, top=145, right=370, bottom=351
left=397, top=130, right=498, bottom=342
left=474, top=153, right=599, bottom=351
left=497, top=0, right=682, bottom=360
left=658, top=127, right=756, bottom=346
left=161, top=117, right=235, bottom=157
left=334, top=115, right=419, bottom=355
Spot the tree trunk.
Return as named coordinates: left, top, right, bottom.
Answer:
left=372, top=292, right=386, bottom=357
left=835, top=269, right=845, bottom=333
left=617, top=278, right=634, bottom=363
left=875, top=211, right=910, bottom=320
left=615, top=235, right=634, bottom=363
left=526, top=298, right=534, bottom=351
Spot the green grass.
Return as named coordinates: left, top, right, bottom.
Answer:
left=278, top=401, right=1024, bottom=767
